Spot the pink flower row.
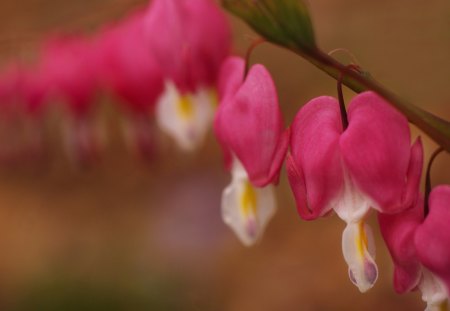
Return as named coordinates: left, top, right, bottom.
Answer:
left=0, top=0, right=447, bottom=308
left=0, top=0, right=231, bottom=164
left=215, top=55, right=449, bottom=309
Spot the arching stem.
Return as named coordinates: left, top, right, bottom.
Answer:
left=424, top=146, right=445, bottom=217
left=244, top=38, right=266, bottom=80
left=337, top=71, right=348, bottom=130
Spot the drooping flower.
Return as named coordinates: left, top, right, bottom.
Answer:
left=41, top=36, right=102, bottom=165
left=379, top=186, right=450, bottom=311
left=0, top=63, right=50, bottom=164
left=145, top=0, right=231, bottom=151
left=96, top=10, right=164, bottom=159
left=287, top=91, right=423, bottom=292
left=214, top=56, right=289, bottom=246
left=415, top=185, right=450, bottom=288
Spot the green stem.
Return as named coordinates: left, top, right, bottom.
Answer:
left=295, top=48, right=450, bottom=151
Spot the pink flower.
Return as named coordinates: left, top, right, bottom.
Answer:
left=378, top=198, right=424, bottom=294
left=415, top=186, right=450, bottom=294
left=145, top=0, right=230, bottom=92
left=97, top=11, right=163, bottom=114
left=214, top=56, right=289, bottom=246
left=96, top=11, right=164, bottom=159
left=287, top=91, right=423, bottom=292
left=41, top=36, right=98, bottom=118
left=379, top=186, right=450, bottom=310
left=40, top=36, right=102, bottom=165
left=0, top=63, right=49, bottom=163
left=144, top=0, right=231, bottom=151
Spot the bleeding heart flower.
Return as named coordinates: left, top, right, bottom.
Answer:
left=40, top=36, right=102, bottom=166
left=0, top=63, right=49, bottom=163
left=96, top=11, right=164, bottom=159
left=287, top=91, right=423, bottom=292
left=41, top=37, right=97, bottom=117
left=379, top=186, right=450, bottom=311
left=98, top=11, right=163, bottom=114
left=145, top=0, right=231, bottom=151
left=214, top=56, right=289, bottom=246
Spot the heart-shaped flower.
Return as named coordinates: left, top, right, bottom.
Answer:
left=288, top=91, right=423, bottom=292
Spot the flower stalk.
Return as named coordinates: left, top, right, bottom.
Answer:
left=424, top=146, right=445, bottom=217
left=222, top=0, right=450, bottom=152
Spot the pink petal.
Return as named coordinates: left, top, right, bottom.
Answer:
left=215, top=64, right=286, bottom=186
left=20, top=68, right=50, bottom=116
left=340, top=91, right=420, bottom=214
left=145, top=0, right=186, bottom=88
left=98, top=12, right=164, bottom=113
left=214, top=56, right=245, bottom=170
left=287, top=96, right=343, bottom=220
left=402, top=138, right=424, bottom=209
left=41, top=37, right=98, bottom=117
left=184, top=0, right=231, bottom=86
left=415, top=185, right=450, bottom=292
left=378, top=198, right=424, bottom=293
left=217, top=57, right=245, bottom=101
left=145, top=0, right=230, bottom=92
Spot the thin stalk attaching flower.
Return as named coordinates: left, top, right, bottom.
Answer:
left=424, top=146, right=445, bottom=217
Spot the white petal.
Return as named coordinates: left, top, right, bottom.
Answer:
left=155, top=81, right=215, bottom=152
left=221, top=159, right=276, bottom=246
left=342, top=221, right=378, bottom=292
left=333, top=170, right=376, bottom=223
left=419, top=269, right=449, bottom=311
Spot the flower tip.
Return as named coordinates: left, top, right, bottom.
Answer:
left=349, top=259, right=378, bottom=293
left=245, top=216, right=259, bottom=241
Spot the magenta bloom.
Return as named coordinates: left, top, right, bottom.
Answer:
left=97, top=11, right=163, bottom=114
left=145, top=0, right=230, bottom=92
left=415, top=186, right=450, bottom=293
left=96, top=11, right=164, bottom=158
left=287, top=91, right=423, bottom=292
left=214, top=56, right=289, bottom=246
left=379, top=187, right=450, bottom=310
left=41, top=36, right=98, bottom=118
left=20, top=67, right=51, bottom=118
left=40, top=36, right=102, bottom=165
left=216, top=57, right=289, bottom=186
left=378, top=198, right=424, bottom=294
left=145, top=0, right=231, bottom=151
left=0, top=63, right=49, bottom=163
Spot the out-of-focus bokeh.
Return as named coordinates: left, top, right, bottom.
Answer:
left=0, top=0, right=449, bottom=310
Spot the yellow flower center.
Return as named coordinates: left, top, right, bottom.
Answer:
left=240, top=180, right=257, bottom=219
left=356, top=221, right=369, bottom=259
left=176, top=95, right=194, bottom=120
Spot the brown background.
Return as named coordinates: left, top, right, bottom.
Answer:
left=0, top=0, right=449, bottom=310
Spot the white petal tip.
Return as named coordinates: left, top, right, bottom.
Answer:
left=221, top=159, right=276, bottom=247
left=342, top=221, right=378, bottom=293
left=348, top=260, right=378, bottom=293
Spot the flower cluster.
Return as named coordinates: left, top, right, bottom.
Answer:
left=0, top=0, right=448, bottom=309
left=0, top=0, right=230, bottom=165
left=214, top=56, right=448, bottom=310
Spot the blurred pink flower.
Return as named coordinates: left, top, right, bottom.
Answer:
left=41, top=36, right=98, bottom=117
left=214, top=56, right=288, bottom=246
left=40, top=36, right=102, bottom=165
left=96, top=10, right=164, bottom=159
left=0, top=64, right=49, bottom=163
left=287, top=91, right=423, bottom=292
left=145, top=0, right=230, bottom=92
left=145, top=0, right=231, bottom=151
left=97, top=11, right=163, bottom=114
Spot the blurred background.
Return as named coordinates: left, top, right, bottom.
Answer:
left=0, top=0, right=449, bottom=310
